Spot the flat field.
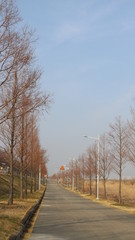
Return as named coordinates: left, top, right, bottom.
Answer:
left=84, top=179, right=135, bottom=206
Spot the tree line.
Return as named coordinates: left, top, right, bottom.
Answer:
left=58, top=113, right=135, bottom=205
left=0, top=0, right=50, bottom=204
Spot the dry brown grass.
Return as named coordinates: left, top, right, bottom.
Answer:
left=0, top=180, right=45, bottom=240
left=84, top=179, right=135, bottom=206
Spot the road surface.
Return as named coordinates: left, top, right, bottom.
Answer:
left=28, top=180, right=135, bottom=240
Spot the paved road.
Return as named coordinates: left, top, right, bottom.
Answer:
left=29, top=180, right=135, bottom=240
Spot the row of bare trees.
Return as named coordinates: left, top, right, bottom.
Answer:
left=0, top=0, right=50, bottom=204
left=59, top=112, right=135, bottom=205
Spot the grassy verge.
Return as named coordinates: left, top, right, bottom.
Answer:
left=0, top=174, right=45, bottom=240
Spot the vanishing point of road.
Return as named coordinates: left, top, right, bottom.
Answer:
left=28, top=180, right=135, bottom=240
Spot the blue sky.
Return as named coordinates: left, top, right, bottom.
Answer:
left=17, top=0, right=135, bottom=176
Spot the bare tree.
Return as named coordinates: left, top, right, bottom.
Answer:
left=79, top=154, right=85, bottom=193
left=92, top=144, right=98, bottom=197
left=126, top=109, right=135, bottom=165
left=109, top=116, right=127, bottom=204
left=86, top=146, right=94, bottom=196
left=23, top=114, right=30, bottom=196
left=17, top=68, right=50, bottom=199
left=0, top=36, right=50, bottom=204
left=100, top=134, right=112, bottom=199
left=40, top=149, right=48, bottom=186
left=0, top=0, right=36, bottom=125
left=0, top=0, right=51, bottom=205
left=75, top=159, right=81, bottom=191
left=0, top=26, right=35, bottom=124
left=77, top=159, right=81, bottom=192
left=0, top=71, right=21, bottom=204
left=72, top=159, right=79, bottom=191
left=0, top=0, right=21, bottom=87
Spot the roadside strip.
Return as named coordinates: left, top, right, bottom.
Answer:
left=8, top=187, right=46, bottom=240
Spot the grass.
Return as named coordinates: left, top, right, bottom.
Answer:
left=84, top=179, right=135, bottom=206
left=0, top=174, right=45, bottom=240
left=0, top=215, right=20, bottom=240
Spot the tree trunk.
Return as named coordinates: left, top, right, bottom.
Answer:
left=20, top=160, right=23, bottom=199
left=37, top=166, right=39, bottom=190
left=82, top=173, right=84, bottom=193
left=71, top=172, right=72, bottom=189
left=25, top=117, right=28, bottom=197
left=20, top=112, right=24, bottom=199
left=95, top=175, right=97, bottom=198
left=79, top=175, right=81, bottom=192
left=25, top=172, right=27, bottom=196
left=103, top=177, right=107, bottom=199
left=76, top=175, right=77, bottom=190
left=89, top=174, right=92, bottom=196
left=30, top=169, right=33, bottom=193
left=119, top=134, right=122, bottom=204
left=119, top=172, right=122, bottom=204
left=34, top=171, right=36, bottom=192
left=8, top=118, right=15, bottom=205
left=8, top=82, right=16, bottom=205
left=30, top=116, right=34, bottom=194
left=8, top=147, right=14, bottom=205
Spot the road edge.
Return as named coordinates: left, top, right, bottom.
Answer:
left=63, top=186, right=135, bottom=215
left=8, top=187, right=46, bottom=240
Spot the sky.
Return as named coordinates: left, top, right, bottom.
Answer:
left=17, top=0, right=135, bottom=177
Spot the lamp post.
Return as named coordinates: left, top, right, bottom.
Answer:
left=84, top=135, right=100, bottom=200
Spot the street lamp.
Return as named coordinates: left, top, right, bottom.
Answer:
left=84, top=135, right=100, bottom=200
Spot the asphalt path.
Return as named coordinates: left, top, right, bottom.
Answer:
left=28, top=180, right=135, bottom=240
